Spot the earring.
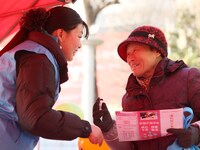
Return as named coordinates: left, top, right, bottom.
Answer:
left=58, top=39, right=62, bottom=49
left=59, top=42, right=62, bottom=49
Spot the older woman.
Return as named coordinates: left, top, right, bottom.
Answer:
left=93, top=25, right=200, bottom=150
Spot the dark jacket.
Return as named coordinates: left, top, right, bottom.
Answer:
left=15, top=32, right=91, bottom=140
left=106, top=58, right=200, bottom=150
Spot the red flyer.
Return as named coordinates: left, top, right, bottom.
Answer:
left=115, top=108, right=183, bottom=141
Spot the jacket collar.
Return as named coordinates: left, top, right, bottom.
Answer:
left=154, top=57, right=187, bottom=76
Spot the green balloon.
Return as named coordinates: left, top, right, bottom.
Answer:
left=55, top=103, right=84, bottom=119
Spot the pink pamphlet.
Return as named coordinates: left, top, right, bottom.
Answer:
left=115, top=108, right=183, bottom=141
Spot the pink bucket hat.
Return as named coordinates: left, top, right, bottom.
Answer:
left=117, top=25, right=168, bottom=62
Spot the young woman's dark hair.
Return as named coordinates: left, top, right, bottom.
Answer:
left=0, top=6, right=89, bottom=56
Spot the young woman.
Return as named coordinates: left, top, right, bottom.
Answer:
left=0, top=6, right=103, bottom=150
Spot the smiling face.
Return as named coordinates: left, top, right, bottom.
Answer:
left=59, top=24, right=83, bottom=61
left=126, top=42, right=162, bottom=78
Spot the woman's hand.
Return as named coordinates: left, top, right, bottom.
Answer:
left=167, top=125, right=200, bottom=148
left=88, top=124, right=104, bottom=146
left=93, top=98, right=114, bottom=132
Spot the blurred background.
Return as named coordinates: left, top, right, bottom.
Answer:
left=1, top=0, right=200, bottom=149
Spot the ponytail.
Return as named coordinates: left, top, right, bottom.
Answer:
left=0, top=8, right=49, bottom=56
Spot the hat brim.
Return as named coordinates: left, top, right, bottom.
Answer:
left=117, top=41, right=130, bottom=62
left=117, top=36, right=160, bottom=62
